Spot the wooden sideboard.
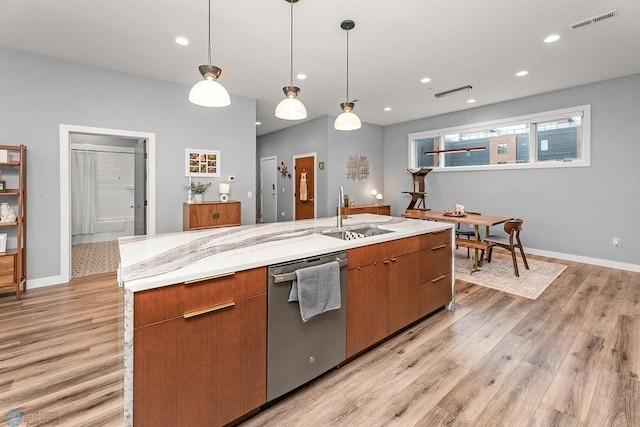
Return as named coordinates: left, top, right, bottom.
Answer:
left=339, top=204, right=391, bottom=216
left=183, top=201, right=241, bottom=231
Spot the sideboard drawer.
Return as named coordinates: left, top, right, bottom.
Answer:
left=183, top=201, right=241, bottom=230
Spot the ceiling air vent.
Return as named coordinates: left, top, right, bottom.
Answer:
left=569, top=9, right=618, bottom=30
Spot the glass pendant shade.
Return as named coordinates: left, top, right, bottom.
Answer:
left=275, top=86, right=307, bottom=120
left=334, top=102, right=361, bottom=131
left=188, top=1, right=230, bottom=108
left=189, top=78, right=231, bottom=107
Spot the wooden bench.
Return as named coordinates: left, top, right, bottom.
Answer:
left=455, top=238, right=495, bottom=274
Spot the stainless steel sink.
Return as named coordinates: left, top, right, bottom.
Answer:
left=321, top=225, right=394, bottom=240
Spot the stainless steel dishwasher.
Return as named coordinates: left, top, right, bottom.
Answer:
left=267, top=251, right=347, bottom=402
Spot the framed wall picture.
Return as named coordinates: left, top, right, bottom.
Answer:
left=185, top=149, right=221, bottom=177
left=0, top=233, right=6, bottom=253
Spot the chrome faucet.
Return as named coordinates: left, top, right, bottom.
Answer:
left=337, top=186, right=344, bottom=228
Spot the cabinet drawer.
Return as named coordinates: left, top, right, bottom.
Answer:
left=184, top=267, right=266, bottom=313
left=347, top=236, right=420, bottom=268
left=0, top=254, right=15, bottom=285
left=183, top=201, right=241, bottom=230
left=420, top=243, right=452, bottom=283
left=134, top=267, right=267, bottom=327
left=420, top=272, right=452, bottom=316
left=419, top=229, right=451, bottom=250
left=135, top=284, right=185, bottom=327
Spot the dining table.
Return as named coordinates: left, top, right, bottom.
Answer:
left=403, top=209, right=515, bottom=273
left=402, top=209, right=514, bottom=240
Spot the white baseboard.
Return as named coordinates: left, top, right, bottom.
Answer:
left=525, top=247, right=640, bottom=273
left=26, top=275, right=66, bottom=289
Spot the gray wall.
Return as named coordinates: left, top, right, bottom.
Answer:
left=384, top=74, right=640, bottom=266
left=257, top=116, right=384, bottom=221
left=0, top=47, right=257, bottom=282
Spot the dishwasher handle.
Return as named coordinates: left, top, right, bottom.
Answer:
left=271, top=258, right=348, bottom=284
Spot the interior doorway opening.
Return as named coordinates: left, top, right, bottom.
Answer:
left=59, top=125, right=156, bottom=283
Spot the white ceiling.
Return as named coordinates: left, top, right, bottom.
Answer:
left=1, top=0, right=638, bottom=136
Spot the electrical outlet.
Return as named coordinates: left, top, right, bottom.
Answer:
left=612, top=237, right=621, bottom=246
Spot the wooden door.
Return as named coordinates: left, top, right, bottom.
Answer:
left=294, top=156, right=315, bottom=220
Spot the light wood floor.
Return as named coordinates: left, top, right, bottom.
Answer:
left=0, top=256, right=638, bottom=426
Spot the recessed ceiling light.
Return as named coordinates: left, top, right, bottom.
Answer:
left=544, top=34, right=560, bottom=43
left=516, top=70, right=529, bottom=77
left=296, top=73, right=307, bottom=80
left=467, top=99, right=476, bottom=104
left=255, top=121, right=261, bottom=126
left=420, top=77, right=432, bottom=84
left=383, top=107, right=392, bottom=111
left=175, top=36, right=189, bottom=46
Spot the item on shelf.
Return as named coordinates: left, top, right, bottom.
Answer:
left=219, top=182, right=230, bottom=202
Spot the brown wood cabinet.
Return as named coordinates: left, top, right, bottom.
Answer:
left=346, top=231, right=452, bottom=358
left=419, top=229, right=453, bottom=316
left=133, top=267, right=267, bottom=427
left=339, top=204, right=391, bottom=216
left=183, top=201, right=241, bottom=231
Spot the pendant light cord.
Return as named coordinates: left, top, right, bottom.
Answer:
left=345, top=27, right=350, bottom=101
left=289, top=0, right=294, bottom=86
left=207, top=0, right=212, bottom=65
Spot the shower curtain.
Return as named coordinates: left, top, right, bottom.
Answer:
left=71, top=150, right=97, bottom=235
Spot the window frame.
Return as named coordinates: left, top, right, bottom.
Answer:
left=408, top=105, right=591, bottom=172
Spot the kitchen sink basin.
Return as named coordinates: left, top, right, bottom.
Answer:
left=321, top=225, right=394, bottom=240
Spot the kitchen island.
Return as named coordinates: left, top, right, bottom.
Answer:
left=118, top=214, right=454, bottom=426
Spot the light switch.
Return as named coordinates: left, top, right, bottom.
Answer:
left=247, top=191, right=252, bottom=198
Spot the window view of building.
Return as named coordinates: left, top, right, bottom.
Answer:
left=409, top=106, right=588, bottom=171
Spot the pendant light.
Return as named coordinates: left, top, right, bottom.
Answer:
left=334, top=20, right=361, bottom=131
left=275, top=0, right=307, bottom=120
left=188, top=0, right=231, bottom=107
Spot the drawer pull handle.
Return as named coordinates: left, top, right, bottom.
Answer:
left=185, top=271, right=236, bottom=284
left=211, top=212, right=221, bottom=219
left=390, top=257, right=397, bottom=262
left=432, top=244, right=447, bottom=251
left=383, top=260, right=389, bottom=264
left=184, top=301, right=235, bottom=319
left=431, top=275, right=447, bottom=283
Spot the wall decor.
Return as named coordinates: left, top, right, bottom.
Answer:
left=278, top=161, right=291, bottom=179
left=346, top=153, right=370, bottom=181
left=185, top=148, right=221, bottom=177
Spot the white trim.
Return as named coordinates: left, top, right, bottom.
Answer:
left=259, top=156, right=278, bottom=223
left=292, top=152, right=317, bottom=219
left=59, top=124, right=156, bottom=283
left=524, top=247, right=640, bottom=273
left=408, top=104, right=591, bottom=172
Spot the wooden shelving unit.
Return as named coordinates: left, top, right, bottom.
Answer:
left=0, top=145, right=26, bottom=300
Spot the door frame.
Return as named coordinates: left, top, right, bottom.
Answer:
left=59, top=124, right=157, bottom=283
left=260, top=156, right=277, bottom=223
left=292, top=152, right=317, bottom=219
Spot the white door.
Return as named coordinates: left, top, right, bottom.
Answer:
left=260, top=156, right=277, bottom=223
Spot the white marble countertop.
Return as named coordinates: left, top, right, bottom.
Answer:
left=118, top=214, right=452, bottom=292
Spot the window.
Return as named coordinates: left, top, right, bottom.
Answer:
left=408, top=105, right=590, bottom=171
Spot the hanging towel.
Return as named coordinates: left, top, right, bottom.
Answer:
left=288, top=261, right=341, bottom=322
left=299, top=172, right=308, bottom=201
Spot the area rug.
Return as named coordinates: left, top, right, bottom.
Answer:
left=454, top=249, right=567, bottom=299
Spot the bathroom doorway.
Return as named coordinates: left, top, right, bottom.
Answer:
left=69, top=134, right=145, bottom=278
left=59, top=125, right=156, bottom=283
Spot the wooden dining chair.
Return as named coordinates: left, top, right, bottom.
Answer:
left=455, top=211, right=481, bottom=257
left=483, top=218, right=529, bottom=277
